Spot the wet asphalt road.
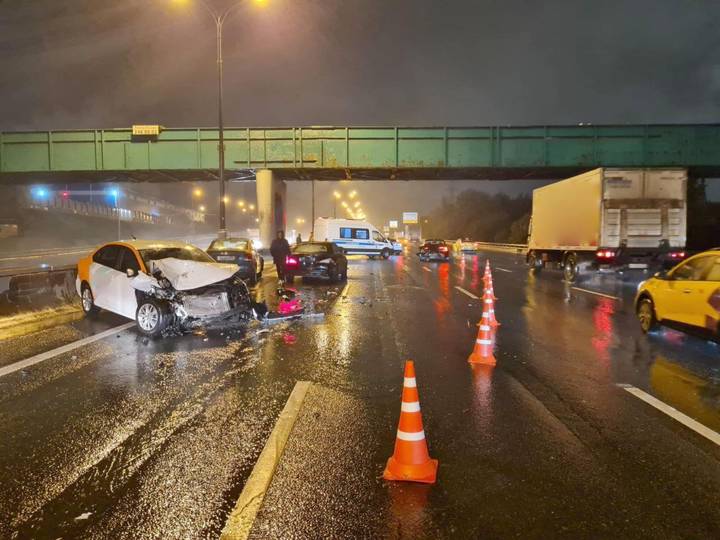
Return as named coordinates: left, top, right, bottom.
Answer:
left=1, top=248, right=720, bottom=538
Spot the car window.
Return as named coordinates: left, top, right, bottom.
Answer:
left=117, top=247, right=141, bottom=273
left=92, top=245, right=121, bottom=268
left=372, top=231, right=385, bottom=242
left=139, top=245, right=214, bottom=265
left=702, top=257, right=720, bottom=281
left=672, top=255, right=715, bottom=281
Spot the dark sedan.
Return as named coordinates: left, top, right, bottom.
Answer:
left=285, top=242, right=348, bottom=283
left=206, top=238, right=264, bottom=285
left=418, top=239, right=451, bottom=262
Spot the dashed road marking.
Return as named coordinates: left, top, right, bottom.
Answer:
left=571, top=287, right=620, bottom=301
left=0, top=321, right=136, bottom=378
left=495, top=267, right=513, bottom=273
left=618, top=384, right=720, bottom=446
left=422, top=267, right=432, bottom=273
left=455, top=286, right=479, bottom=300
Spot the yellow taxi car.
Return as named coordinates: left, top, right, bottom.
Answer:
left=77, top=240, right=255, bottom=337
left=635, top=249, right=720, bottom=338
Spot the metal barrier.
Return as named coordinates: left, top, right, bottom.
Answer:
left=474, top=242, right=527, bottom=254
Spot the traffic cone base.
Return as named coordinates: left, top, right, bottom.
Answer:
left=384, top=456, right=438, bottom=484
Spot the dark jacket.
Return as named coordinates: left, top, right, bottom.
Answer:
left=270, top=237, right=291, bottom=260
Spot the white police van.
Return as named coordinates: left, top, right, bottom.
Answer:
left=313, top=218, right=395, bottom=259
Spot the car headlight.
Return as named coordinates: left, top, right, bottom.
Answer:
left=253, top=240, right=263, bottom=250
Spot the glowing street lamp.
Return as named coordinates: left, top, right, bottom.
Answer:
left=349, top=190, right=357, bottom=199
left=248, top=203, right=255, bottom=210
left=193, top=187, right=203, bottom=197
left=199, top=205, right=206, bottom=212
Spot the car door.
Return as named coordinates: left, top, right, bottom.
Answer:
left=89, top=245, right=121, bottom=311
left=115, top=247, right=143, bottom=319
left=667, top=255, right=716, bottom=327
left=372, top=230, right=386, bottom=252
left=698, top=256, right=720, bottom=331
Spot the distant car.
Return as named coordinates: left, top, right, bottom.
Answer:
left=460, top=240, right=477, bottom=253
left=206, top=237, right=264, bottom=285
left=418, top=239, right=451, bottom=262
left=388, top=238, right=402, bottom=255
left=76, top=240, right=256, bottom=337
left=285, top=242, right=348, bottom=283
left=635, top=249, right=720, bottom=339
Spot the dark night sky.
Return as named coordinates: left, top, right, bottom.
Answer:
left=1, top=0, right=719, bottom=230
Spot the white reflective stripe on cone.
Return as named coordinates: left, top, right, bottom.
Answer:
left=484, top=299, right=493, bottom=303
left=476, top=338, right=492, bottom=345
left=401, top=401, right=421, bottom=413
left=403, top=377, right=417, bottom=388
left=397, top=429, right=425, bottom=442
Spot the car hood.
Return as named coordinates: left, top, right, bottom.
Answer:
left=149, top=257, right=239, bottom=291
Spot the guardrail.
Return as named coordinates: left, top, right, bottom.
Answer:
left=473, top=242, right=527, bottom=254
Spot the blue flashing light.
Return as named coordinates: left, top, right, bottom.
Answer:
left=109, top=189, right=119, bottom=198
left=32, top=187, right=48, bottom=198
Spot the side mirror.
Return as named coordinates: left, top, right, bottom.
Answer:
left=654, top=270, right=672, bottom=280
left=126, top=268, right=138, bottom=278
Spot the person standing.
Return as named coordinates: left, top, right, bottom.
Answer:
left=270, top=230, right=291, bottom=281
left=296, top=233, right=302, bottom=245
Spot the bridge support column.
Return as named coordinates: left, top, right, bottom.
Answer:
left=256, top=169, right=286, bottom=250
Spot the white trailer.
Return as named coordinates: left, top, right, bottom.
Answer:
left=527, top=168, right=687, bottom=280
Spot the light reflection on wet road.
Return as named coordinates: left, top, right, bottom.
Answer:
left=1, top=249, right=720, bottom=538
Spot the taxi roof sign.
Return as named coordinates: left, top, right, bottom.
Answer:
left=132, top=125, right=162, bottom=136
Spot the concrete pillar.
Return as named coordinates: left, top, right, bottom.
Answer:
left=256, top=169, right=287, bottom=250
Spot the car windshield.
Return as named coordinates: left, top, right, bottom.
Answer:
left=139, top=245, right=214, bottom=265
left=209, top=239, right=250, bottom=251
left=293, top=243, right=330, bottom=254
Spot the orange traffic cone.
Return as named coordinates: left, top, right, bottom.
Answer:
left=484, top=272, right=498, bottom=300
left=383, top=361, right=438, bottom=484
left=468, top=311, right=496, bottom=366
left=483, top=286, right=500, bottom=327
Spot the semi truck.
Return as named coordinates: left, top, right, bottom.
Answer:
left=526, top=168, right=687, bottom=281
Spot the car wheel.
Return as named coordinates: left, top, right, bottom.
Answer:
left=637, top=297, right=660, bottom=333
left=381, top=248, right=390, bottom=259
left=136, top=298, right=171, bottom=338
left=563, top=254, right=579, bottom=282
left=328, top=265, right=339, bottom=283
left=341, top=264, right=348, bottom=281
left=81, top=283, right=99, bottom=315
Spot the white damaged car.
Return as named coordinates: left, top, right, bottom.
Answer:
left=76, top=240, right=261, bottom=337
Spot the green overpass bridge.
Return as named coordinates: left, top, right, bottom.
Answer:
left=1, top=124, right=720, bottom=183
left=2, top=123, right=718, bottom=246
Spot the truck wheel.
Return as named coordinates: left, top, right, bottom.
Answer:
left=381, top=249, right=390, bottom=260
left=637, top=297, right=660, bottom=333
left=136, top=298, right=172, bottom=338
left=563, top=254, right=579, bottom=282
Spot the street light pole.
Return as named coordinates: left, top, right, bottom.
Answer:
left=196, top=0, right=246, bottom=240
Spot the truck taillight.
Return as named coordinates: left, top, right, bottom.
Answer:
left=286, top=256, right=299, bottom=266
left=669, top=251, right=686, bottom=259
left=596, top=250, right=616, bottom=259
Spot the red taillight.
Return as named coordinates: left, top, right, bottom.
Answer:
left=286, top=256, right=299, bottom=266
left=596, top=250, right=616, bottom=259
left=439, top=246, right=448, bottom=252
left=669, top=251, right=686, bottom=259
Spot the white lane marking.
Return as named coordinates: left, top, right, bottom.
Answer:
left=422, top=267, right=432, bottom=273
left=454, top=286, right=479, bottom=300
left=0, top=322, right=135, bottom=378
left=494, top=267, right=512, bottom=273
left=618, top=384, right=720, bottom=446
left=571, top=287, right=620, bottom=301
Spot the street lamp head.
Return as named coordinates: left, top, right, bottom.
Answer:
left=349, top=190, right=357, bottom=199
left=249, top=203, right=255, bottom=210
left=237, top=200, right=245, bottom=208
left=199, top=205, right=206, bottom=212
left=223, top=196, right=230, bottom=204
left=193, top=187, right=203, bottom=197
